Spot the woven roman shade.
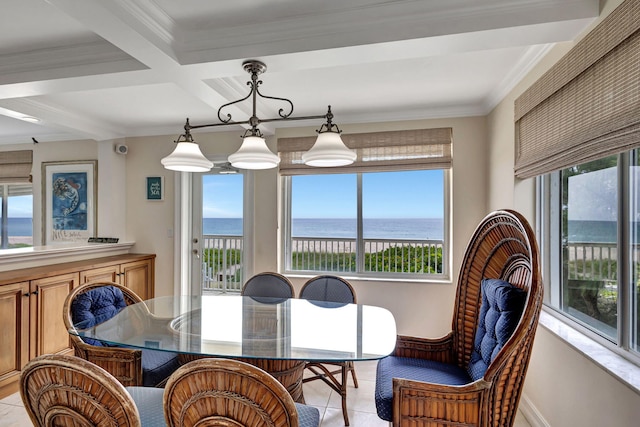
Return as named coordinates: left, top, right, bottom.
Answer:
left=278, top=128, right=452, bottom=175
left=0, top=150, right=33, bottom=183
left=514, top=0, right=640, bottom=179
left=7, top=184, right=32, bottom=196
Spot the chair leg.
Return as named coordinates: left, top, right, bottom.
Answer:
left=347, top=361, right=358, bottom=388
left=341, top=364, right=350, bottom=426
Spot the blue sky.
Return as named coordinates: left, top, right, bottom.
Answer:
left=11, top=170, right=444, bottom=219
left=7, top=195, right=32, bottom=217
left=202, top=170, right=444, bottom=219
left=202, top=174, right=244, bottom=218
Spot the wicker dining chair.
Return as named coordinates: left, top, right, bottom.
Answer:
left=242, top=271, right=295, bottom=299
left=20, top=353, right=165, bottom=427
left=63, top=281, right=180, bottom=387
left=299, top=274, right=359, bottom=426
left=375, top=209, right=543, bottom=427
left=163, top=358, right=320, bottom=427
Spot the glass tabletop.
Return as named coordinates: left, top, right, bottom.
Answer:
left=69, top=294, right=397, bottom=362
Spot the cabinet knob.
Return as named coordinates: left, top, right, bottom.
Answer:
left=23, top=292, right=30, bottom=297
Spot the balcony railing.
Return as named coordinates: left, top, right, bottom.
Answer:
left=201, top=235, right=444, bottom=291
left=290, top=237, right=444, bottom=274
left=201, top=236, right=624, bottom=293
left=566, top=241, right=617, bottom=281
left=201, top=235, right=243, bottom=292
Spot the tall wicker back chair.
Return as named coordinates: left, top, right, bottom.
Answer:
left=20, top=354, right=150, bottom=427
left=163, top=358, right=320, bottom=427
left=242, top=272, right=295, bottom=300
left=63, top=281, right=179, bottom=387
left=299, top=274, right=359, bottom=426
left=375, top=209, right=543, bottom=427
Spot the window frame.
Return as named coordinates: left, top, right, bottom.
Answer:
left=281, top=169, right=451, bottom=281
left=538, top=152, right=640, bottom=365
left=0, top=183, right=33, bottom=250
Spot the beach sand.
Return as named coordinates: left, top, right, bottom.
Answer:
left=8, top=236, right=33, bottom=246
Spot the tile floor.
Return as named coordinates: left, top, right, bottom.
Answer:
left=0, top=360, right=532, bottom=426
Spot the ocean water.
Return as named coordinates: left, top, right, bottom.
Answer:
left=4, top=217, right=33, bottom=236
left=203, top=218, right=444, bottom=240
left=5, top=217, right=620, bottom=242
left=567, top=220, right=616, bottom=243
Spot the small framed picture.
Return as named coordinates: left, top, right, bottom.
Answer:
left=146, top=176, right=163, bottom=201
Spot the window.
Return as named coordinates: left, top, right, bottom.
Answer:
left=0, top=183, right=33, bottom=249
left=283, top=169, right=448, bottom=278
left=541, top=151, right=640, bottom=358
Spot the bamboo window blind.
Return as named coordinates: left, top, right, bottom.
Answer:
left=514, top=0, right=640, bottom=179
left=0, top=150, right=33, bottom=183
left=278, top=128, right=452, bottom=175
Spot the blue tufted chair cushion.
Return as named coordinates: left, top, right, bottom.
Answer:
left=374, top=356, right=472, bottom=422
left=467, top=278, right=527, bottom=381
left=126, top=386, right=166, bottom=427
left=295, top=403, right=321, bottom=427
left=70, top=286, right=127, bottom=346
left=141, top=350, right=180, bottom=387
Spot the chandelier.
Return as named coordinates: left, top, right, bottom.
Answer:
left=161, top=60, right=356, bottom=172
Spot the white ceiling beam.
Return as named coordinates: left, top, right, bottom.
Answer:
left=0, top=98, right=123, bottom=141
left=45, top=0, right=179, bottom=69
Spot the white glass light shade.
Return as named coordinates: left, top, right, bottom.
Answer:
left=161, top=141, right=213, bottom=172
left=302, top=131, right=356, bottom=167
left=228, top=135, right=280, bottom=170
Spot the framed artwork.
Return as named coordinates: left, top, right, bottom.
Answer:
left=42, top=160, right=97, bottom=245
left=146, top=176, right=163, bottom=201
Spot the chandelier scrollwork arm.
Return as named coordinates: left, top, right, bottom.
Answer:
left=175, top=60, right=333, bottom=139
left=255, top=86, right=294, bottom=119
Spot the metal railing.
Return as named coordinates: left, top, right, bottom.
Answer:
left=201, top=235, right=243, bottom=292
left=289, top=237, right=444, bottom=274
left=200, top=235, right=444, bottom=291
left=566, top=242, right=617, bottom=281
left=201, top=238, right=624, bottom=291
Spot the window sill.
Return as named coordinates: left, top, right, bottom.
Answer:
left=0, top=241, right=135, bottom=270
left=540, top=309, right=640, bottom=395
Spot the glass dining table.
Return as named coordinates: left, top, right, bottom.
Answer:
left=69, top=294, right=397, bottom=402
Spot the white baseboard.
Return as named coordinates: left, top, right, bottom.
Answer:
left=519, top=394, right=550, bottom=427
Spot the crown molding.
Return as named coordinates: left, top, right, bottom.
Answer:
left=482, top=43, right=555, bottom=114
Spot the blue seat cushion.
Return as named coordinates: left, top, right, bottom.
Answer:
left=467, top=278, right=527, bottom=381
left=374, top=356, right=472, bottom=422
left=141, top=349, right=181, bottom=387
left=295, top=402, right=320, bottom=427
left=126, top=386, right=166, bottom=426
left=71, top=286, right=127, bottom=346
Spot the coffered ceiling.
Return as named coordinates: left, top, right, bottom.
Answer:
left=0, top=0, right=599, bottom=145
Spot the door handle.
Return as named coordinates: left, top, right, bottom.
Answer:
left=192, top=249, right=200, bottom=259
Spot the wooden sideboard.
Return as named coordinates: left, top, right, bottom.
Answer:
left=0, top=253, right=155, bottom=399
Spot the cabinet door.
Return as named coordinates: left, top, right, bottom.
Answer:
left=0, top=282, right=29, bottom=396
left=80, top=265, right=119, bottom=284
left=120, top=259, right=154, bottom=299
left=30, top=272, right=78, bottom=358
